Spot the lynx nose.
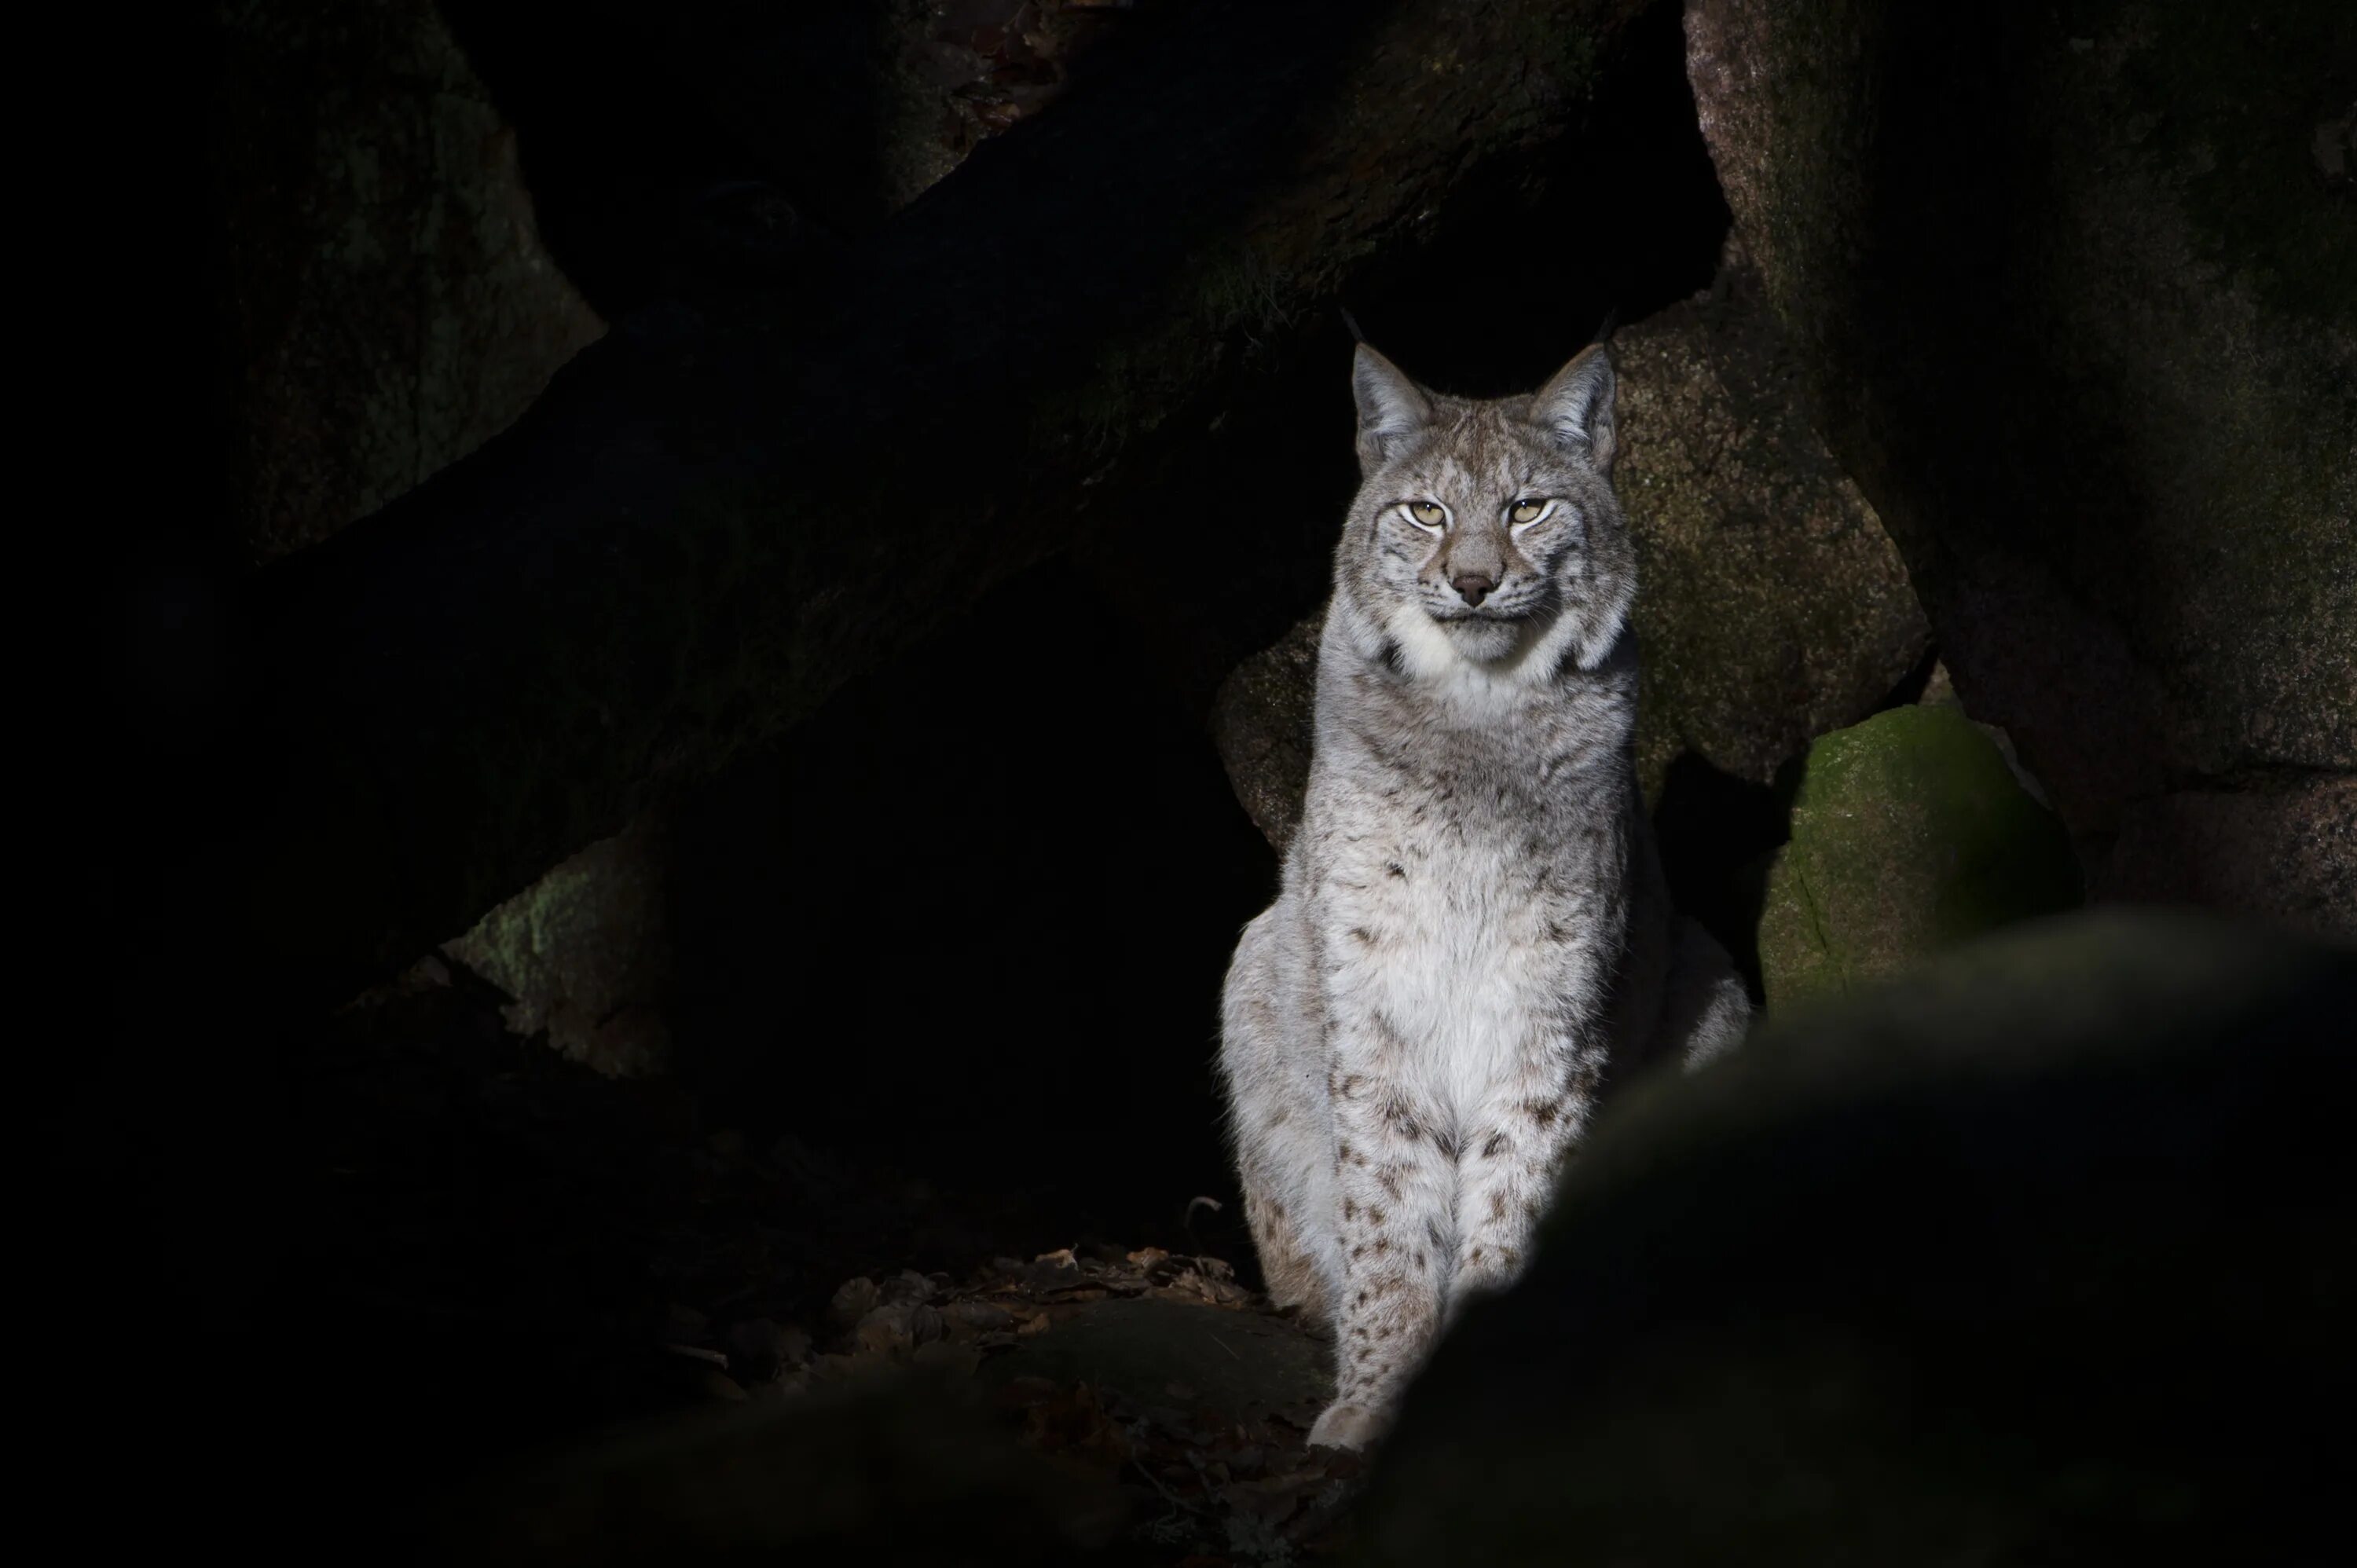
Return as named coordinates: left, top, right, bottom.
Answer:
left=1451, top=571, right=1498, bottom=607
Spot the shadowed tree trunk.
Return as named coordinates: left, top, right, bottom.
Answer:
left=125, top=0, right=1654, bottom=1020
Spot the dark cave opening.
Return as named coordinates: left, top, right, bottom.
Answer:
left=669, top=550, right=1277, bottom=1254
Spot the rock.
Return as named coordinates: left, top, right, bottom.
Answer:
left=433, top=1372, right=1125, bottom=1565
left=1611, top=251, right=1932, bottom=804
left=870, top=0, right=1138, bottom=213
left=1357, top=909, right=2357, bottom=1564
left=1209, top=261, right=1930, bottom=851
left=908, top=1304, right=947, bottom=1347
left=855, top=1304, right=918, bottom=1359
left=212, top=0, right=603, bottom=562
left=220, top=0, right=648, bottom=1081
left=1209, top=617, right=1323, bottom=855
left=724, top=1317, right=808, bottom=1381
left=1917, top=658, right=1959, bottom=708
left=910, top=1340, right=984, bottom=1379
left=829, top=1277, right=883, bottom=1329
left=880, top=1269, right=938, bottom=1306
left=2102, top=778, right=2356, bottom=938
left=1757, top=706, right=2080, bottom=1007
left=442, top=811, right=672, bottom=1077
left=944, top=1299, right=1016, bottom=1335
left=1685, top=0, right=2356, bottom=928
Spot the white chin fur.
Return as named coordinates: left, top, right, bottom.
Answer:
left=1386, top=601, right=1585, bottom=693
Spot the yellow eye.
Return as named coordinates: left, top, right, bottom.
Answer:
left=1510, top=499, right=1549, bottom=525
left=1408, top=502, right=1446, bottom=527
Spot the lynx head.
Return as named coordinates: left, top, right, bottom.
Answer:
left=1335, top=342, right=1636, bottom=679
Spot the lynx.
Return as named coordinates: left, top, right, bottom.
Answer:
left=1218, top=340, right=1750, bottom=1450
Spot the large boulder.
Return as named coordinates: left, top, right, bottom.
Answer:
left=2104, top=777, right=2355, bottom=933
left=1614, top=252, right=1930, bottom=804
left=1684, top=0, right=2357, bottom=935
left=1355, top=909, right=2356, bottom=1563
left=1210, top=615, right=1324, bottom=855
left=1211, top=262, right=1930, bottom=853
left=1756, top=705, right=2082, bottom=1007
left=212, top=0, right=603, bottom=562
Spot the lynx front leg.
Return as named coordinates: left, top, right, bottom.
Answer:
left=1227, top=1054, right=1332, bottom=1317
left=1219, top=904, right=1336, bottom=1319
left=1308, top=1061, right=1456, bottom=1450
left=1450, top=1040, right=1602, bottom=1310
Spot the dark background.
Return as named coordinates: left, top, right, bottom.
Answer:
left=81, top=2, right=1737, bottom=1551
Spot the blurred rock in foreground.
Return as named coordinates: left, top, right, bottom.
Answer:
left=1357, top=908, right=2354, bottom=1564
left=432, top=1372, right=1126, bottom=1567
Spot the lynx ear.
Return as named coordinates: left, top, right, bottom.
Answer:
left=1353, top=343, right=1435, bottom=466
left=1532, top=343, right=1617, bottom=473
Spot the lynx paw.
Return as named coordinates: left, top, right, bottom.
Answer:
left=1307, top=1401, right=1386, bottom=1451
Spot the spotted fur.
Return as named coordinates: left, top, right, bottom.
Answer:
left=1218, top=343, right=1751, bottom=1451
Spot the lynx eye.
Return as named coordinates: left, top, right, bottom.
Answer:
left=1509, top=499, right=1552, bottom=526
left=1405, top=502, right=1446, bottom=529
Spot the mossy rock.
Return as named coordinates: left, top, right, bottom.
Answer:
left=1758, top=706, right=2080, bottom=1006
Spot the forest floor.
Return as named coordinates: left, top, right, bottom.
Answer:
left=746, top=1249, right=1365, bottom=1563
left=299, top=962, right=1361, bottom=1563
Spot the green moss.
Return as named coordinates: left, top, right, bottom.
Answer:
left=1758, top=706, right=2082, bottom=1008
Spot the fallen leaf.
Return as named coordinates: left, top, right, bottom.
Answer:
left=828, top=1277, right=882, bottom=1328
